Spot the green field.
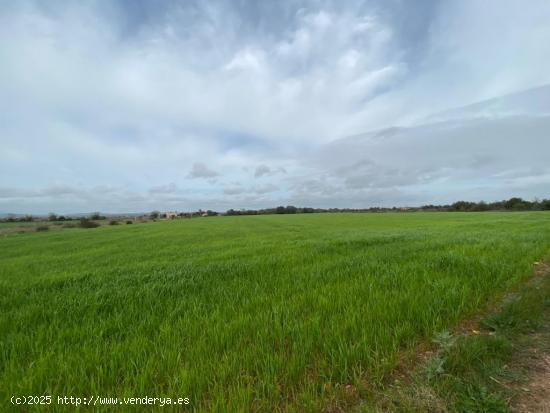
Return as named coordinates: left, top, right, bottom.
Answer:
left=1, top=212, right=550, bottom=411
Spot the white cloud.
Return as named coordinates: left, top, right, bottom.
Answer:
left=1, top=0, right=550, bottom=213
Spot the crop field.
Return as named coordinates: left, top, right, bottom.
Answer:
left=1, top=212, right=550, bottom=411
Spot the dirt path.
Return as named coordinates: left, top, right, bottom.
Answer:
left=345, top=261, right=550, bottom=412
left=510, top=316, right=550, bottom=413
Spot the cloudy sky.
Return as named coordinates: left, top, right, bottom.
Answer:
left=1, top=0, right=550, bottom=214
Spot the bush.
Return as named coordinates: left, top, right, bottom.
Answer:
left=79, top=218, right=100, bottom=228
left=62, top=223, right=76, bottom=228
left=126, top=220, right=133, bottom=224
left=36, top=225, right=49, bottom=232
left=109, top=220, right=119, bottom=225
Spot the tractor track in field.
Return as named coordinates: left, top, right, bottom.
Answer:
left=509, top=263, right=550, bottom=413
left=451, top=261, right=550, bottom=413
left=361, top=260, right=550, bottom=413
left=455, top=260, right=550, bottom=413
left=510, top=339, right=550, bottom=413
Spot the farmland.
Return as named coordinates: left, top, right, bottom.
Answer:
left=1, top=212, right=550, bottom=411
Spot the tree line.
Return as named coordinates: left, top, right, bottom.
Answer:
left=2, top=197, right=549, bottom=222
left=224, top=197, right=550, bottom=215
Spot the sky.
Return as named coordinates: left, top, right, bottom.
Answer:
left=1, top=0, right=550, bottom=214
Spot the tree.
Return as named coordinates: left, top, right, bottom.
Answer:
left=504, top=197, right=531, bottom=210
left=48, top=213, right=58, bottom=221
left=451, top=201, right=476, bottom=211
left=149, top=211, right=160, bottom=219
left=285, top=205, right=297, bottom=214
left=473, top=201, right=490, bottom=211
left=90, top=212, right=105, bottom=220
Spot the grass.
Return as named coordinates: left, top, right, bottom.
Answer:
left=1, top=212, right=550, bottom=411
left=368, top=263, right=550, bottom=412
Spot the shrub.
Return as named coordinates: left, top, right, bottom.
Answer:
left=109, top=220, right=119, bottom=225
left=36, top=225, right=49, bottom=232
left=79, top=218, right=100, bottom=228
left=126, top=220, right=133, bottom=224
left=62, top=223, right=76, bottom=228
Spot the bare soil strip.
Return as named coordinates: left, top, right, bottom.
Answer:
left=509, top=276, right=550, bottom=413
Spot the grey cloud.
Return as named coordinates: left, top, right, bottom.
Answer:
left=254, top=165, right=271, bottom=178
left=149, top=183, right=178, bottom=194
left=331, top=160, right=447, bottom=189
left=491, top=167, right=548, bottom=180
left=188, top=163, right=219, bottom=179
left=223, top=183, right=278, bottom=195
left=0, top=185, right=90, bottom=199
left=253, top=184, right=279, bottom=194
left=288, top=186, right=420, bottom=209
left=223, top=186, right=245, bottom=195
left=257, top=85, right=550, bottom=209
left=426, top=84, right=550, bottom=123
left=0, top=184, right=192, bottom=214
left=310, top=91, right=550, bottom=200
left=0, top=188, right=38, bottom=199
left=254, top=164, right=287, bottom=178
left=290, top=178, right=339, bottom=197
left=40, top=185, right=80, bottom=197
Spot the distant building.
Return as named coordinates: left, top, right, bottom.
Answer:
left=165, top=211, right=178, bottom=219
